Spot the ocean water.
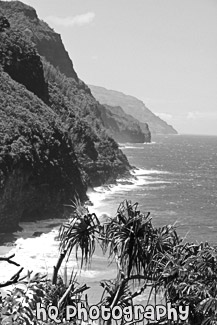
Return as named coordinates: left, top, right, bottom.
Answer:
left=90, top=134, right=217, bottom=244
left=1, top=134, right=217, bottom=303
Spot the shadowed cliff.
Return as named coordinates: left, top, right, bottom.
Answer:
left=100, top=104, right=151, bottom=143
left=0, top=7, right=130, bottom=231
left=0, top=0, right=150, bottom=144
left=89, top=85, right=178, bottom=135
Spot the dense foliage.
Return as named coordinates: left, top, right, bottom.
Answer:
left=0, top=70, right=86, bottom=226
left=1, top=200, right=217, bottom=324
left=0, top=0, right=149, bottom=144
left=0, top=8, right=130, bottom=230
left=0, top=0, right=78, bottom=79
left=42, top=59, right=130, bottom=186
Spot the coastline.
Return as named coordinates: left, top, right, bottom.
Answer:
left=0, top=166, right=148, bottom=302
left=1, top=135, right=217, bottom=307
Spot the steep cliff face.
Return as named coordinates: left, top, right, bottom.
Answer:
left=0, top=22, right=48, bottom=102
left=89, top=85, right=178, bottom=135
left=0, top=0, right=78, bottom=80
left=42, top=60, right=131, bottom=187
left=0, top=71, right=87, bottom=232
left=100, top=104, right=151, bottom=143
left=0, top=1, right=149, bottom=144
left=0, top=3, right=131, bottom=230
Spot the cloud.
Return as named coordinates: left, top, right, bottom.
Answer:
left=46, top=12, right=95, bottom=27
left=187, top=111, right=217, bottom=120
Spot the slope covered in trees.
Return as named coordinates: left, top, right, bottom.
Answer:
left=0, top=11, right=130, bottom=231
left=0, top=0, right=150, bottom=144
left=0, top=70, right=86, bottom=231
left=0, top=0, right=78, bottom=80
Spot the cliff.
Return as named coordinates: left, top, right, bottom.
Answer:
left=0, top=0, right=78, bottom=80
left=0, top=70, right=87, bottom=231
left=0, top=1, right=149, bottom=144
left=100, top=104, right=151, bottom=143
left=0, top=5, right=130, bottom=231
left=42, top=60, right=130, bottom=186
left=0, top=22, right=48, bottom=102
left=89, top=85, right=178, bottom=135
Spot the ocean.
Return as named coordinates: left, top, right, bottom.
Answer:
left=90, top=134, right=217, bottom=244
left=1, top=134, right=217, bottom=303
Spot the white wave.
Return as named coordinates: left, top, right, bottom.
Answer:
left=88, top=177, right=145, bottom=208
left=0, top=229, right=78, bottom=285
left=79, top=269, right=108, bottom=279
left=144, top=141, right=157, bottom=145
left=87, top=167, right=170, bottom=216
left=0, top=166, right=170, bottom=289
left=132, top=167, right=170, bottom=176
left=120, top=142, right=157, bottom=149
left=122, top=146, right=145, bottom=149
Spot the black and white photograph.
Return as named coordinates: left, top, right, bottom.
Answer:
left=0, top=0, right=217, bottom=324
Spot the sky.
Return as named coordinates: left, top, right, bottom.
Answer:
left=8, top=0, right=217, bottom=134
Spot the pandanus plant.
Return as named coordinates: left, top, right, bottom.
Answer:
left=102, top=201, right=180, bottom=281
left=102, top=200, right=154, bottom=279
left=52, top=199, right=101, bottom=285
left=53, top=199, right=217, bottom=325
left=156, top=242, right=217, bottom=325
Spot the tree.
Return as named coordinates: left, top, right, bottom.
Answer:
left=0, top=254, right=23, bottom=288
left=53, top=200, right=182, bottom=324
left=0, top=16, right=10, bottom=32
left=54, top=200, right=217, bottom=325
left=1, top=200, right=217, bottom=324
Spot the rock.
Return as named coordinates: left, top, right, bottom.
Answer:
left=100, top=104, right=151, bottom=143
left=89, top=85, right=178, bottom=135
left=0, top=71, right=87, bottom=232
left=32, top=231, right=43, bottom=237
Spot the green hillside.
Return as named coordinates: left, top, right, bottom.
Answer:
left=0, top=7, right=130, bottom=231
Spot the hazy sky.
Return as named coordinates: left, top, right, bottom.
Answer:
left=11, top=0, right=217, bottom=134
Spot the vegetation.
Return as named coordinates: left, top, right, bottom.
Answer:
left=1, top=200, right=217, bottom=324
left=0, top=15, right=10, bottom=32
left=0, top=0, right=78, bottom=79
left=0, top=0, right=150, bottom=145
left=0, top=16, right=48, bottom=102
left=1, top=4, right=214, bottom=322
left=0, top=11, right=130, bottom=230
left=0, top=69, right=87, bottom=229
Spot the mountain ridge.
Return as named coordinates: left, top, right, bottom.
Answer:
left=99, top=104, right=151, bottom=143
left=89, top=85, right=178, bottom=135
left=0, top=3, right=131, bottom=231
left=0, top=0, right=150, bottom=144
left=0, top=0, right=79, bottom=80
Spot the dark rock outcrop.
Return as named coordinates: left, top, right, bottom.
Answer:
left=0, top=0, right=78, bottom=80
left=89, top=85, right=178, bottom=135
left=0, top=21, right=48, bottom=102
